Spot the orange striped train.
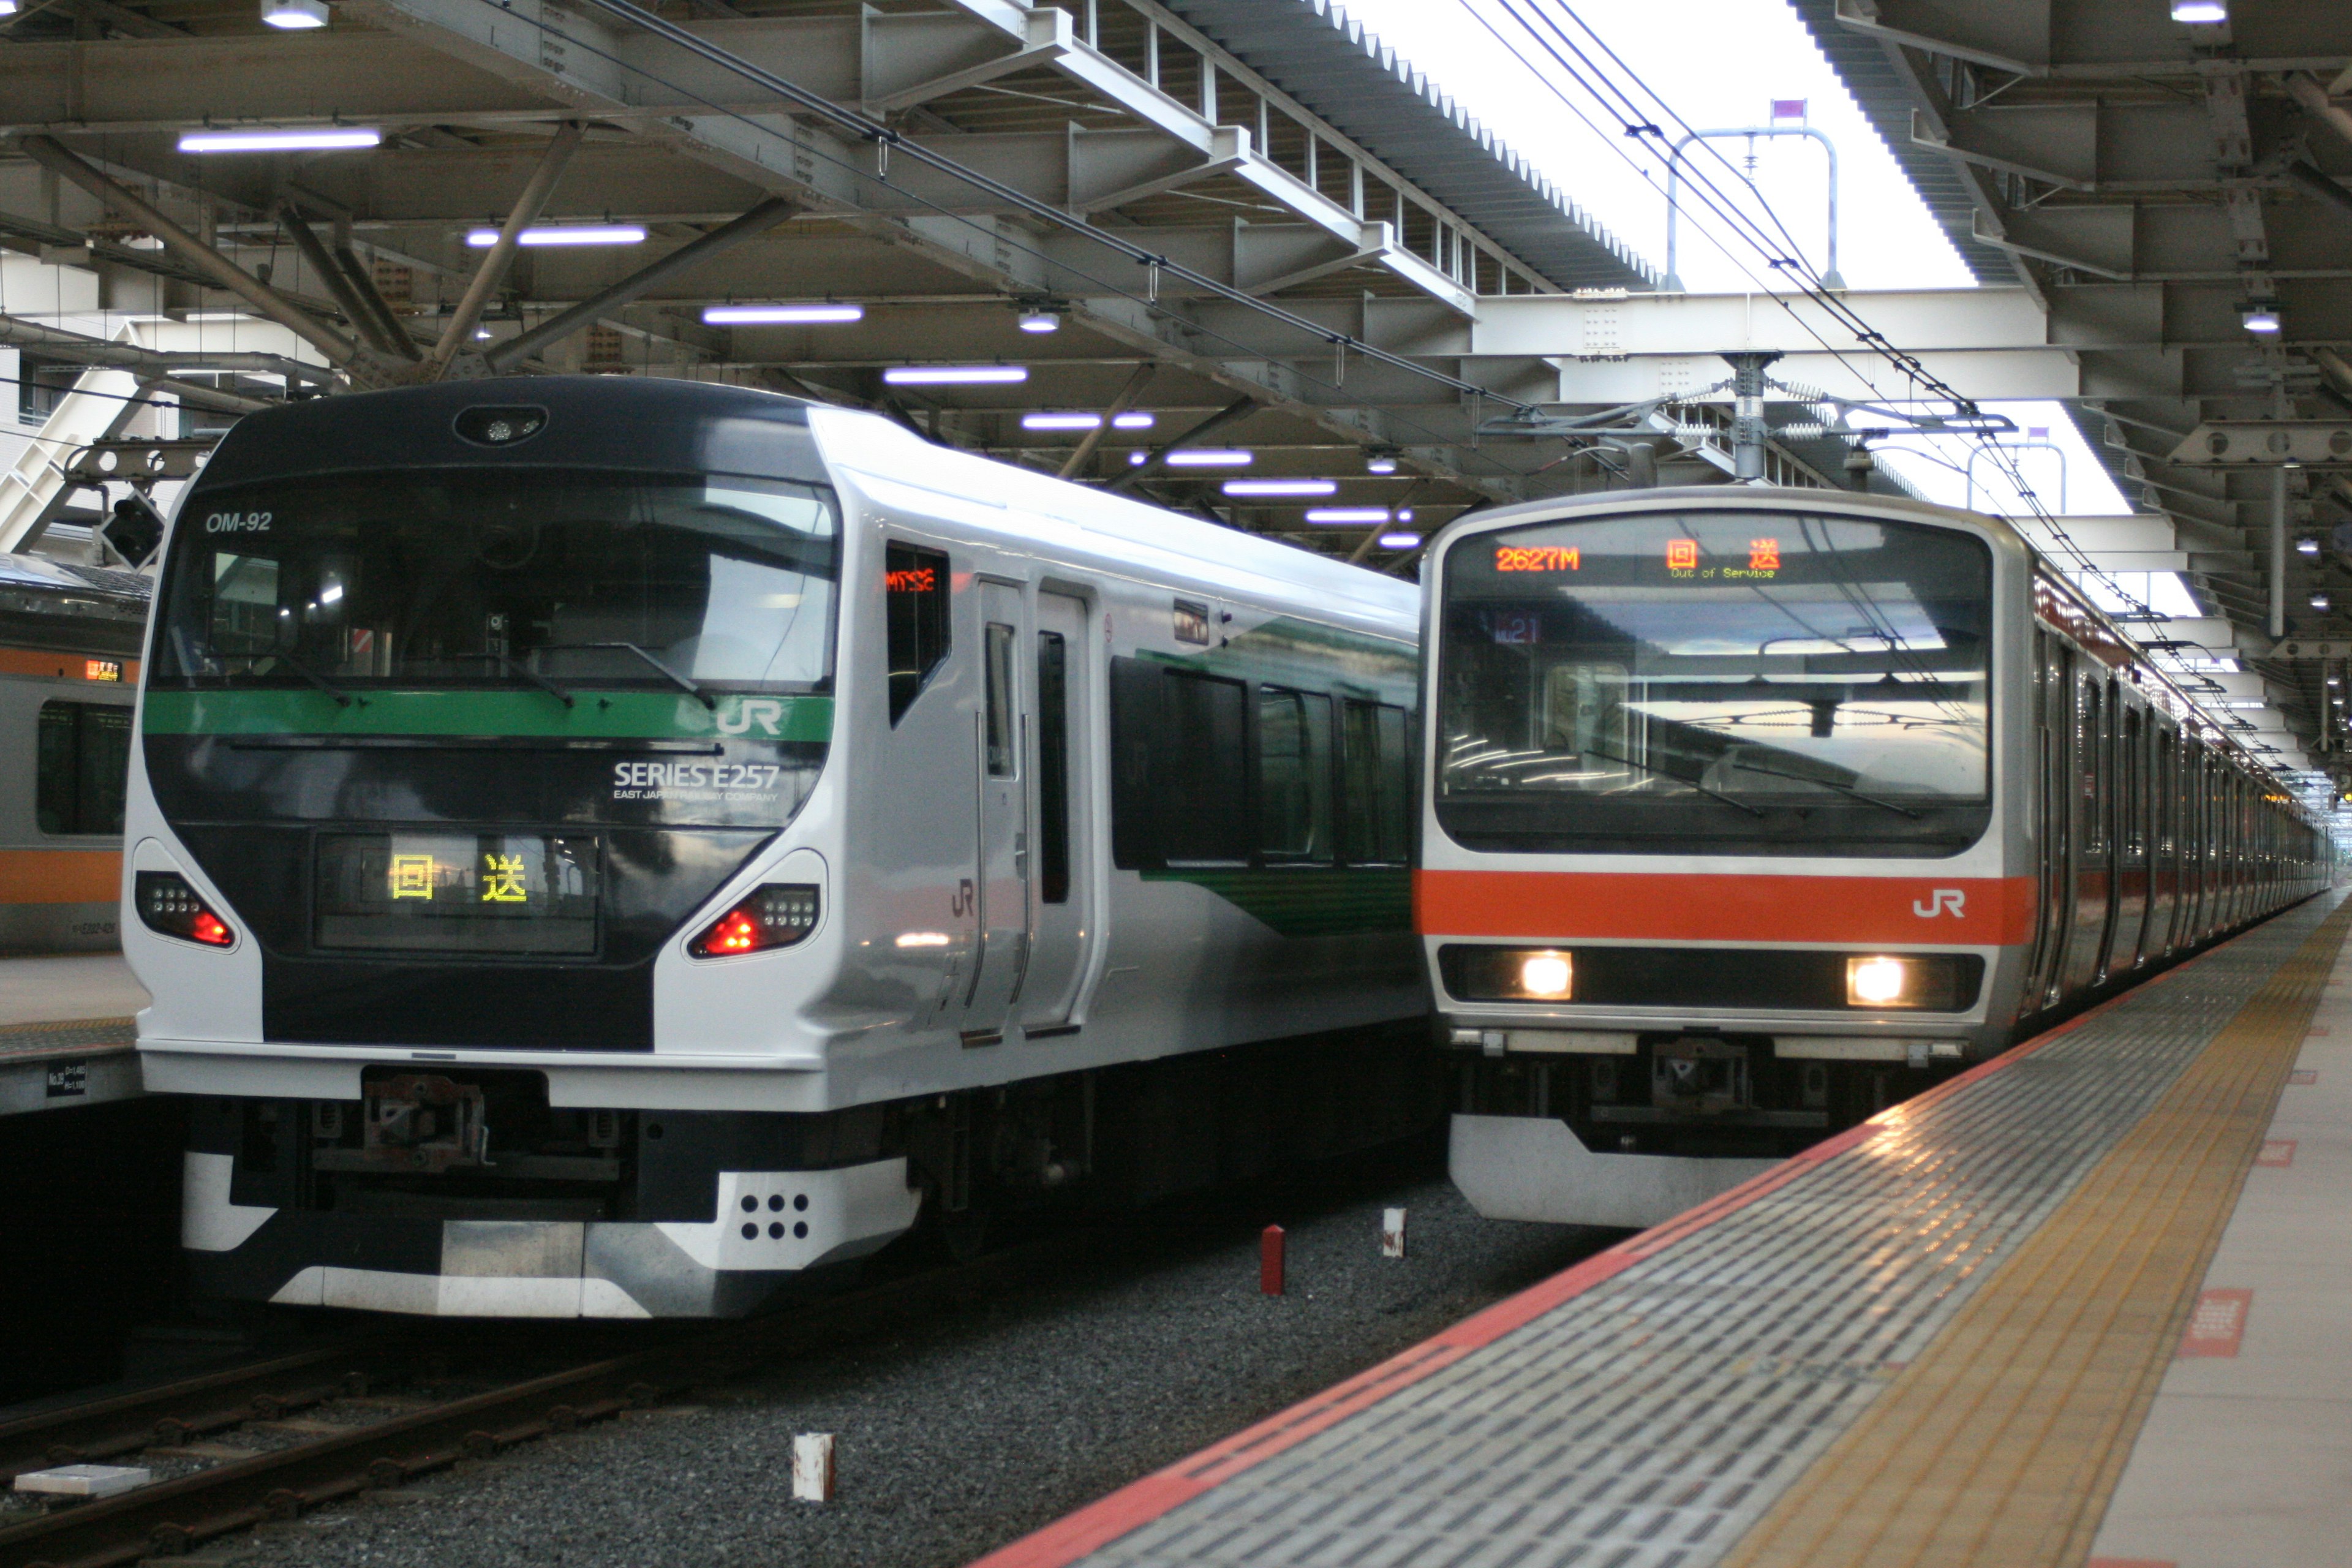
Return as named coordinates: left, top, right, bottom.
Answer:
left=0, top=556, right=148, bottom=952
left=1420, top=487, right=2330, bottom=1228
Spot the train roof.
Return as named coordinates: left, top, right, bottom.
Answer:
left=0, top=551, right=151, bottom=660
left=184, top=375, right=1419, bottom=643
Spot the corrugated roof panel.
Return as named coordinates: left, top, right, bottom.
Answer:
left=1156, top=0, right=1660, bottom=292
left=1782, top=0, right=2024, bottom=285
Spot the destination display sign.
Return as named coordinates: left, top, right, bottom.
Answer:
left=315, top=832, right=599, bottom=955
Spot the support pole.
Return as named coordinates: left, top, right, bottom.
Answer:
left=275, top=205, right=399, bottom=356
left=2272, top=464, right=2290, bottom=639
left=17, top=136, right=355, bottom=362
left=1056, top=362, right=1153, bottom=480
left=2285, top=74, right=2352, bottom=154
left=1721, top=351, right=1782, bottom=483
left=1108, top=396, right=1257, bottom=492
left=430, top=123, right=583, bottom=372
left=332, top=222, right=420, bottom=361
left=485, top=197, right=794, bottom=372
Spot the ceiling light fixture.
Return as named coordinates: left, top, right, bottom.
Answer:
left=2299, top=537, right=2323, bottom=557
left=177, top=126, right=379, bottom=153
left=1365, top=454, right=1398, bottom=475
left=1305, top=507, right=1392, bottom=525
left=2313, top=591, right=2334, bottom=611
left=1163, top=449, right=1252, bottom=467
left=260, top=0, right=330, bottom=28
left=1378, top=531, right=1423, bottom=549
left=466, top=225, right=647, bottom=247
left=1221, top=479, right=1337, bottom=497
left=883, top=365, right=1028, bottom=385
left=701, top=303, right=864, bottom=325
left=2242, top=301, right=2282, bottom=334
left=1022, top=412, right=1103, bottom=431
left=1112, top=412, right=1155, bottom=429
left=1016, top=309, right=1062, bottom=334
left=2170, top=1, right=2227, bottom=21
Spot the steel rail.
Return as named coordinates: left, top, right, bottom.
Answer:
left=0, top=1240, right=1076, bottom=1568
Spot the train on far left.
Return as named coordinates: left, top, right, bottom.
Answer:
left=0, top=554, right=151, bottom=952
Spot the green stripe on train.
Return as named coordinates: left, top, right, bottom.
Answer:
left=140, top=688, right=835, bottom=742
left=1141, top=865, right=1412, bottom=938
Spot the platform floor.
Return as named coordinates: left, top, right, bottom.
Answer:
left=0, top=954, right=145, bottom=1116
left=976, top=892, right=2351, bottom=1568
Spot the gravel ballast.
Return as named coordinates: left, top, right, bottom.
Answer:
left=230, top=1159, right=1608, bottom=1568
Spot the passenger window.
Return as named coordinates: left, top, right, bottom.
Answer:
left=1037, top=632, right=1070, bottom=904
left=1257, top=688, right=1332, bottom=863
left=1340, top=700, right=1412, bottom=864
left=983, top=623, right=1016, bottom=778
left=37, top=701, right=131, bottom=836
left=1375, top=704, right=1411, bottom=861
left=1160, top=672, right=1248, bottom=864
left=884, top=543, right=949, bottom=724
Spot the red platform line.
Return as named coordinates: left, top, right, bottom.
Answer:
left=963, top=916, right=2298, bottom=1568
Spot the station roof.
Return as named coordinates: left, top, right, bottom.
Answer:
left=1158, top=0, right=1659, bottom=293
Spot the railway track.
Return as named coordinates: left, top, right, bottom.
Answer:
left=0, top=1240, right=1069, bottom=1568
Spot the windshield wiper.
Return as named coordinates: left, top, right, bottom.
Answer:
left=543, top=641, right=714, bottom=709
left=1711, top=756, right=1923, bottom=819
left=454, top=653, right=575, bottom=708
left=1578, top=745, right=1764, bottom=818
left=260, top=650, right=356, bottom=707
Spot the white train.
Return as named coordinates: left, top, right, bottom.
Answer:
left=126, top=377, right=1428, bottom=1317
left=1423, top=487, right=2331, bottom=1229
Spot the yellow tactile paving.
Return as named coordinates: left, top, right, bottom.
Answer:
left=1719, top=900, right=2352, bottom=1568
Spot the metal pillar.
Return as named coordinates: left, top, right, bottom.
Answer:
left=430, top=123, right=583, bottom=372
left=1108, top=396, right=1257, bottom=491
left=1721, top=352, right=1782, bottom=483
left=485, top=197, right=795, bottom=372
left=18, top=137, right=356, bottom=363
left=2272, top=464, right=2290, bottom=639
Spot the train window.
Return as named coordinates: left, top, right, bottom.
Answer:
left=982, top=623, right=1017, bottom=778
left=1107, top=659, right=1249, bottom=868
left=1037, top=632, right=1070, bottom=904
left=1436, top=508, right=1991, bottom=857
left=886, top=543, right=950, bottom=723
left=159, top=471, right=842, bottom=696
left=1159, top=673, right=1248, bottom=864
left=1257, top=688, right=1333, bottom=863
left=37, top=701, right=131, bottom=836
left=1340, top=700, right=1412, bottom=864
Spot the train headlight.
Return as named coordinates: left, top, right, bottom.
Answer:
left=1519, top=952, right=1574, bottom=999
left=135, top=872, right=235, bottom=948
left=689, top=883, right=820, bottom=958
left=1848, top=956, right=1914, bottom=1007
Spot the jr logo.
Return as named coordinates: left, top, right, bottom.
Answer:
left=715, top=698, right=786, bottom=736
left=1913, top=888, right=1967, bottom=919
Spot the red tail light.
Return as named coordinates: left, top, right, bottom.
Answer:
left=135, top=872, right=235, bottom=948
left=689, top=884, right=820, bottom=959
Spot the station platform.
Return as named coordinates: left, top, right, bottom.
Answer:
left=0, top=955, right=146, bottom=1117
left=976, top=891, right=2352, bottom=1568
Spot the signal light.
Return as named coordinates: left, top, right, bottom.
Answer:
left=689, top=884, right=820, bottom=958
left=136, top=872, right=235, bottom=948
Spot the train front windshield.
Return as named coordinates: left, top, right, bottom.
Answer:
left=156, top=470, right=837, bottom=693
left=1438, top=510, right=1992, bottom=857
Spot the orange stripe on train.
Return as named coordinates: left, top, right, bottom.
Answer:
left=0, top=850, right=123, bottom=905
left=1414, top=870, right=2037, bottom=946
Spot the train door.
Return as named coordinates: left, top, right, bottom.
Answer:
left=2022, top=631, right=2070, bottom=1014
left=2062, top=671, right=2110, bottom=992
left=2149, top=726, right=2178, bottom=957
left=2110, top=705, right=2148, bottom=971
left=962, top=579, right=1031, bottom=1041
left=1017, top=590, right=1093, bottom=1033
